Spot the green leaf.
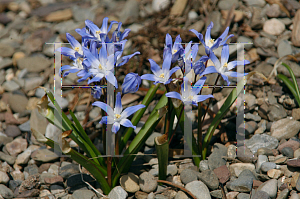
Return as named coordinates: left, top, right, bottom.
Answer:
left=119, top=84, right=160, bottom=153
left=42, top=137, right=111, bottom=194
left=155, top=136, right=169, bottom=180
left=202, top=76, right=247, bottom=160
left=112, top=104, right=168, bottom=187
left=279, top=63, right=300, bottom=107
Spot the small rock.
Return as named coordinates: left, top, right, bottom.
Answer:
left=185, top=181, right=211, bottom=199
left=31, top=149, right=59, bottom=163
left=180, top=169, right=197, bottom=185
left=15, top=145, right=39, bottom=165
left=108, top=186, right=128, bottom=199
left=59, top=164, right=80, bottom=179
left=243, top=0, right=266, bottom=7
left=226, top=174, right=253, bottom=193
left=277, top=188, right=289, bottom=199
left=0, top=171, right=9, bottom=184
left=237, top=193, right=250, bottom=199
left=277, top=40, right=292, bottom=58
left=0, top=44, right=14, bottom=57
left=252, top=190, right=270, bottom=199
left=245, top=134, right=279, bottom=154
left=263, top=19, right=285, bottom=36
left=0, top=152, right=15, bottom=165
left=48, top=164, right=59, bottom=175
left=72, top=190, right=96, bottom=199
left=44, top=175, right=63, bottom=185
left=4, top=125, right=21, bottom=138
left=271, top=118, right=300, bottom=140
left=24, top=164, right=39, bottom=176
left=213, top=165, right=231, bottom=184
left=135, top=191, right=148, bottom=199
left=292, top=108, right=300, bottom=120
left=227, top=192, right=239, bottom=199
left=198, top=170, right=219, bottom=190
left=45, top=9, right=72, bottom=22
left=50, top=184, right=65, bottom=195
left=281, top=147, right=294, bottom=158
left=167, top=165, right=177, bottom=176
left=268, top=104, right=287, bottom=122
left=218, top=0, right=239, bottom=10
left=207, top=11, right=221, bottom=37
left=294, top=148, right=300, bottom=158
left=170, top=0, right=188, bottom=16
left=292, top=10, right=300, bottom=47
left=256, top=155, right=268, bottom=173
left=266, top=4, right=281, bottom=18
left=261, top=162, right=277, bottom=172
left=118, top=0, right=139, bottom=24
left=152, top=0, right=170, bottom=12
left=229, top=163, right=255, bottom=177
left=5, top=138, right=27, bottom=156
left=287, top=159, right=300, bottom=167
left=208, top=143, right=227, bottom=170
left=139, top=172, right=157, bottom=193
left=120, top=172, right=140, bottom=193
left=0, top=184, right=14, bottom=199
left=8, top=94, right=28, bottom=113
left=17, top=56, right=52, bottom=73
left=237, top=36, right=253, bottom=50
left=267, top=169, right=283, bottom=179
left=175, top=191, right=188, bottom=199
left=199, top=160, right=209, bottom=172
left=257, top=179, right=278, bottom=199
left=188, top=10, right=198, bottom=20
left=188, top=21, right=205, bottom=32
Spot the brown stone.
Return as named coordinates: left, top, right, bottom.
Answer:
left=44, top=175, right=63, bottom=184
left=292, top=10, right=300, bottom=47
left=38, top=163, right=52, bottom=173
left=287, top=159, right=300, bottom=167
left=44, top=9, right=72, bottom=22
left=292, top=108, right=300, bottom=120
left=213, top=165, right=231, bottom=184
left=170, top=0, right=188, bottom=16
left=253, top=180, right=263, bottom=189
left=5, top=138, right=27, bottom=156
left=278, top=140, right=300, bottom=152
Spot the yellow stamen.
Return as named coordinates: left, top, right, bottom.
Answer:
left=223, top=63, right=228, bottom=68
left=159, top=73, right=165, bottom=78
left=115, top=114, right=121, bottom=119
left=98, top=64, right=103, bottom=70
left=96, top=30, right=101, bottom=34
left=74, top=47, right=79, bottom=52
left=173, top=49, right=177, bottom=54
left=210, top=39, right=215, bottom=43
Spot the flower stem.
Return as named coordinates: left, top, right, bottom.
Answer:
left=197, top=102, right=202, bottom=156
left=169, top=105, right=184, bottom=145
left=165, top=86, right=171, bottom=139
left=202, top=74, right=220, bottom=124
left=107, top=156, right=112, bottom=187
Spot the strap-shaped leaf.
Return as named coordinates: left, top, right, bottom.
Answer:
left=278, top=63, right=300, bottom=107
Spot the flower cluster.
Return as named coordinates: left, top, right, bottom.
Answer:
left=59, top=18, right=249, bottom=134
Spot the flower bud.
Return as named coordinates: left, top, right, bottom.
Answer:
left=121, top=73, right=141, bottom=94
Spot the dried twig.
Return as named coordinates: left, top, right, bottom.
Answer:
left=157, top=180, right=198, bottom=199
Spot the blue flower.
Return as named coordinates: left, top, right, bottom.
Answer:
left=190, top=22, right=234, bottom=55
left=81, top=44, right=118, bottom=88
left=163, top=34, right=184, bottom=63
left=205, top=44, right=249, bottom=85
left=122, top=73, right=141, bottom=94
left=111, top=22, right=131, bottom=42
left=192, top=55, right=209, bottom=76
left=92, top=92, right=145, bottom=133
left=141, top=52, right=180, bottom=85
left=178, top=41, right=199, bottom=75
left=91, top=86, right=102, bottom=99
left=165, top=76, right=214, bottom=106
left=58, top=33, right=84, bottom=60
left=76, top=18, right=117, bottom=44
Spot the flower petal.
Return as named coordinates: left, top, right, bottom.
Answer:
left=227, top=60, right=250, bottom=71
left=148, top=59, right=161, bottom=77
left=120, top=119, right=136, bottom=130
left=205, top=22, right=213, bottom=45
left=193, top=94, right=214, bottom=103
left=66, top=33, right=81, bottom=49
left=221, top=44, right=229, bottom=67
left=165, top=92, right=182, bottom=101
left=112, top=122, right=120, bottom=133
left=121, top=104, right=145, bottom=119
left=92, top=101, right=114, bottom=116
left=105, top=71, right=118, bottom=88
left=141, top=74, right=158, bottom=82
left=162, top=52, right=172, bottom=72
left=88, top=74, right=104, bottom=84
left=115, top=92, right=122, bottom=114
left=221, top=74, right=230, bottom=86
left=209, top=52, right=221, bottom=69
left=225, top=71, right=248, bottom=77
left=99, top=116, right=114, bottom=125
left=201, top=66, right=219, bottom=77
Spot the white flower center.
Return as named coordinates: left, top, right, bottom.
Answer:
left=207, top=39, right=215, bottom=48
left=159, top=73, right=165, bottom=78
